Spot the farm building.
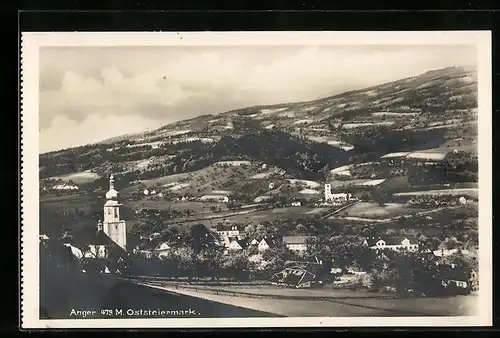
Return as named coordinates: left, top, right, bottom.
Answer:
left=282, top=236, right=314, bottom=254
left=436, top=263, right=479, bottom=293
left=214, top=224, right=245, bottom=240
left=433, top=248, right=473, bottom=257
left=199, top=194, right=229, bottom=203
left=364, top=236, right=419, bottom=252
left=214, top=161, right=251, bottom=167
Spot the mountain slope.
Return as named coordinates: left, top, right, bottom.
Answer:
left=39, top=66, right=478, bottom=187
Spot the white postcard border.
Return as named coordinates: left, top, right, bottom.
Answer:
left=20, top=31, right=492, bottom=329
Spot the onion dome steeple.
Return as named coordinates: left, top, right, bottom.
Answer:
left=105, top=175, right=118, bottom=200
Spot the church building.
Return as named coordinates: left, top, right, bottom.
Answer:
left=102, top=175, right=127, bottom=250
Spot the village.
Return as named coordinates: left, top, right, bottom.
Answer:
left=40, top=165, right=479, bottom=299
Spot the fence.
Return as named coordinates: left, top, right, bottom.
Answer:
left=133, top=280, right=403, bottom=302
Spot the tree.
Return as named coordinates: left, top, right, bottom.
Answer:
left=168, top=247, right=196, bottom=275
left=60, top=231, right=74, bottom=244
left=222, top=251, right=252, bottom=280
left=371, top=188, right=392, bottom=206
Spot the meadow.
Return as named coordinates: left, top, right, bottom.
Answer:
left=338, top=202, right=425, bottom=219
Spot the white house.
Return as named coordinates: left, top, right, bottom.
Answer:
left=365, top=237, right=419, bottom=252
left=215, top=224, right=243, bottom=239
left=258, top=238, right=271, bottom=252
left=433, top=248, right=472, bottom=257
left=228, top=239, right=245, bottom=251
left=39, top=234, right=50, bottom=241
left=250, top=238, right=259, bottom=245
left=269, top=182, right=275, bottom=190
left=155, top=242, right=171, bottom=258
left=84, top=244, right=108, bottom=259
left=64, top=243, right=84, bottom=259
left=283, top=236, right=312, bottom=254
left=291, top=201, right=302, bottom=207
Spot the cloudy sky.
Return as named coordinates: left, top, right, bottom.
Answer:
left=39, top=45, right=476, bottom=153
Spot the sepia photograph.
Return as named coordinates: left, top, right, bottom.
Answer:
left=20, top=31, right=492, bottom=328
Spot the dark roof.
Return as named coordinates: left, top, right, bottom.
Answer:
left=236, top=238, right=249, bottom=248
left=258, top=238, right=272, bottom=246
left=215, top=224, right=245, bottom=232
left=272, top=267, right=317, bottom=286
left=283, top=236, right=313, bottom=245
left=71, top=227, right=127, bottom=258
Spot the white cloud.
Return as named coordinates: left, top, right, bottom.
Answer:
left=40, top=114, right=160, bottom=153
left=39, top=45, right=476, bottom=152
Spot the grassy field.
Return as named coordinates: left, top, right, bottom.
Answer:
left=338, top=202, right=425, bottom=219
left=48, top=171, right=100, bottom=184
left=394, top=188, right=478, bottom=199
left=40, top=194, right=101, bottom=214
left=125, top=199, right=227, bottom=212
left=40, top=194, right=103, bottom=237
left=128, top=163, right=277, bottom=198
left=171, top=206, right=331, bottom=227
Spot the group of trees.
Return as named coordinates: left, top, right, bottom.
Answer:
left=341, top=127, right=447, bottom=156
left=41, top=129, right=355, bottom=184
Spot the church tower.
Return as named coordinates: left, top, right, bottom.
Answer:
left=102, top=175, right=127, bottom=250
left=324, top=183, right=332, bottom=201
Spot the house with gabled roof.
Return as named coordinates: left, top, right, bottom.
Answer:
left=155, top=242, right=171, bottom=259
left=249, top=237, right=273, bottom=252
left=73, top=222, right=127, bottom=260
left=257, top=238, right=271, bottom=252
left=437, top=263, right=479, bottom=293
left=227, top=238, right=248, bottom=251
left=214, top=223, right=245, bottom=240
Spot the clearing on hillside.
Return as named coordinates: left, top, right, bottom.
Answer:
left=49, top=171, right=100, bottom=184
left=339, top=202, right=425, bottom=219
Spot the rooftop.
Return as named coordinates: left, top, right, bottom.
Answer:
left=283, top=236, right=314, bottom=245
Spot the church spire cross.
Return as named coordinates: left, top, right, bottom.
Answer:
left=105, top=174, right=119, bottom=200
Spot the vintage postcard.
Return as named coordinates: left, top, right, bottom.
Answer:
left=21, top=31, right=492, bottom=329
